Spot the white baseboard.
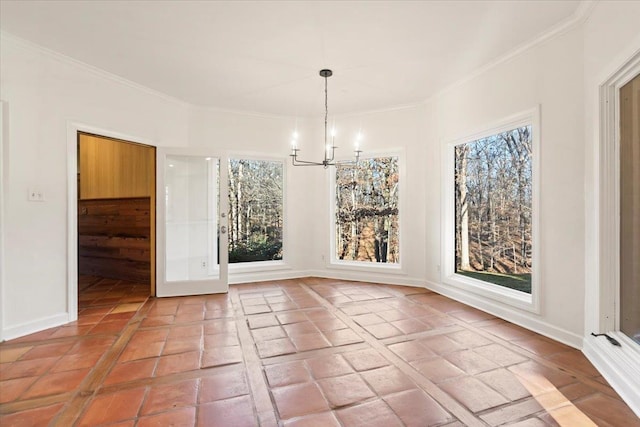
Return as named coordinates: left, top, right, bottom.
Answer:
left=583, top=334, right=640, bottom=418
left=423, top=279, right=583, bottom=349
left=306, top=269, right=427, bottom=288
left=229, top=269, right=316, bottom=285
left=1, top=312, right=70, bottom=342
left=230, top=268, right=427, bottom=288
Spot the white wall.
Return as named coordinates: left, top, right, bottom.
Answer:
left=428, top=27, right=586, bottom=345
left=0, top=35, right=190, bottom=339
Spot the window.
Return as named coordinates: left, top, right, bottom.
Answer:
left=443, top=108, right=539, bottom=311
left=228, top=158, right=283, bottom=263
left=454, top=126, right=532, bottom=293
left=333, top=156, right=400, bottom=265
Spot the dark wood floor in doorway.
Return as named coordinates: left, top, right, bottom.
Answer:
left=1, top=277, right=638, bottom=426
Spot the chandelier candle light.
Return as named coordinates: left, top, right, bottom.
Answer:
left=290, top=69, right=363, bottom=167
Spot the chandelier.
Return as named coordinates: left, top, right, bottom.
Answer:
left=290, top=69, right=362, bottom=167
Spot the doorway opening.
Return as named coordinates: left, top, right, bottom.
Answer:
left=76, top=132, right=156, bottom=313
left=584, top=51, right=640, bottom=417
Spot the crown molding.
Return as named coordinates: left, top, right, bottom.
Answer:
left=1, top=1, right=597, bottom=119
left=0, top=30, right=190, bottom=108
left=575, top=0, right=599, bottom=25
left=430, top=0, right=597, bottom=102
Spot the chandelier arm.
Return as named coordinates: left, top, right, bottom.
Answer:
left=293, top=155, right=359, bottom=167
left=328, top=145, right=336, bottom=162
left=290, top=155, right=325, bottom=166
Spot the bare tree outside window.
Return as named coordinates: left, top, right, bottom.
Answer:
left=335, top=157, right=399, bottom=263
left=228, top=159, right=283, bottom=263
left=454, top=126, right=532, bottom=293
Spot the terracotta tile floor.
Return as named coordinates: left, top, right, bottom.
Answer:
left=1, top=277, right=639, bottom=426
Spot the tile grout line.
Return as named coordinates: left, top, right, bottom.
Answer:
left=0, top=392, right=73, bottom=416
left=399, top=298, right=613, bottom=392
left=259, top=341, right=371, bottom=366
left=322, top=280, right=619, bottom=401
left=387, top=294, right=624, bottom=403
left=51, top=298, right=154, bottom=427
left=310, top=280, right=625, bottom=422
left=298, top=278, right=488, bottom=427
left=456, top=320, right=624, bottom=398
left=96, top=362, right=245, bottom=395
left=229, top=286, right=279, bottom=427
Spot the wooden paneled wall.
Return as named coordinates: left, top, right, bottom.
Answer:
left=78, top=133, right=156, bottom=290
left=79, top=134, right=155, bottom=200
left=78, top=198, right=151, bottom=283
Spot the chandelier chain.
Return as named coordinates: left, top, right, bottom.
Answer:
left=324, top=73, right=328, bottom=158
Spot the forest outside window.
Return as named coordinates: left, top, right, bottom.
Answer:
left=228, top=158, right=283, bottom=264
left=332, top=156, right=400, bottom=267
left=444, top=108, right=539, bottom=310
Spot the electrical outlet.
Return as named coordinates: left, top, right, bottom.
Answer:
left=28, top=188, right=45, bottom=202
left=201, top=261, right=207, bottom=269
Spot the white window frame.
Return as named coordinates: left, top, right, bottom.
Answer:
left=328, top=149, right=405, bottom=274
left=442, top=107, right=540, bottom=313
left=226, top=152, right=288, bottom=274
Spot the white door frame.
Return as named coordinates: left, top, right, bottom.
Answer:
left=583, top=49, right=640, bottom=418
left=0, top=101, right=6, bottom=340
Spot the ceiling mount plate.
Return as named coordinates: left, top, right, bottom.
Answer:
left=319, top=69, right=333, bottom=78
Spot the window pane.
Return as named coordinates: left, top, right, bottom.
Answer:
left=165, top=155, right=219, bottom=281
left=228, top=159, right=283, bottom=263
left=335, top=157, right=399, bottom=263
left=454, top=126, right=532, bottom=293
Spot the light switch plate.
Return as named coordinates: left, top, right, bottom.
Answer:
left=28, top=188, right=45, bottom=202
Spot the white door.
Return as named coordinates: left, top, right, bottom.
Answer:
left=156, top=149, right=228, bottom=297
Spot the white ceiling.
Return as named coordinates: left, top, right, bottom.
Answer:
left=0, top=1, right=582, bottom=117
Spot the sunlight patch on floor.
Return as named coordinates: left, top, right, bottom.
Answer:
left=511, top=364, right=597, bottom=426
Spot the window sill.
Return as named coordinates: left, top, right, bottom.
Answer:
left=328, top=260, right=406, bottom=275
left=443, top=272, right=538, bottom=313
left=229, top=260, right=290, bottom=275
